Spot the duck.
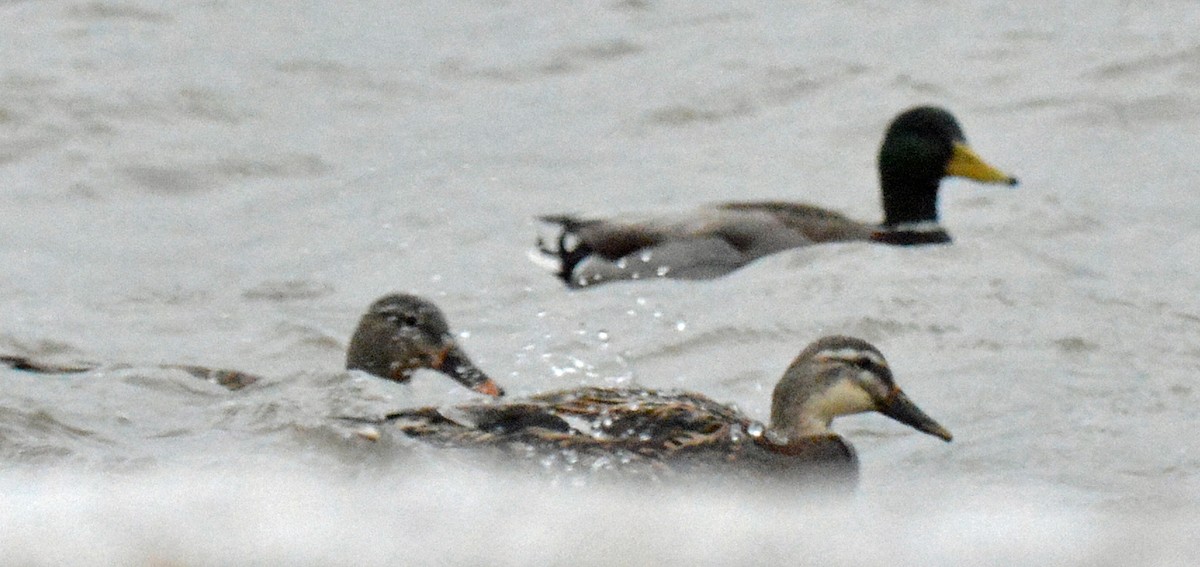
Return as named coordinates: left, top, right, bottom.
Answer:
left=345, top=293, right=503, bottom=397
left=2, top=293, right=504, bottom=397
left=533, top=106, right=1018, bottom=288
left=360, top=335, right=951, bottom=484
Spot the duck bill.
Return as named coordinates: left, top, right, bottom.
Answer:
left=879, top=388, right=953, bottom=442
left=946, top=142, right=1018, bottom=186
left=432, top=342, right=505, bottom=398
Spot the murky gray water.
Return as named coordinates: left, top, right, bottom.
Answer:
left=3, top=0, right=1200, bottom=564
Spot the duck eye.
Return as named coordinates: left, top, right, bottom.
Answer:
left=845, top=354, right=887, bottom=377
left=384, top=313, right=420, bottom=327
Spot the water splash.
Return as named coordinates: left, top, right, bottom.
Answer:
left=747, top=422, right=765, bottom=438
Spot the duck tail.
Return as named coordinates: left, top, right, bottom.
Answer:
left=532, top=215, right=594, bottom=287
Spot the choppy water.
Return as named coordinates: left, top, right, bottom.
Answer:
left=3, top=0, right=1200, bottom=564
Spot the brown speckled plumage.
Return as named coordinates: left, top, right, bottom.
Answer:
left=366, top=336, right=951, bottom=485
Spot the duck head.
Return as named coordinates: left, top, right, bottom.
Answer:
left=345, top=294, right=504, bottom=397
left=877, top=106, right=1017, bottom=229
left=768, top=335, right=951, bottom=443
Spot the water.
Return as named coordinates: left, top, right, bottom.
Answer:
left=3, top=0, right=1200, bottom=563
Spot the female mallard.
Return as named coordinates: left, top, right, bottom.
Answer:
left=2, top=293, right=503, bottom=397
left=345, top=293, right=502, bottom=396
left=534, top=106, right=1018, bottom=288
left=365, top=335, right=951, bottom=484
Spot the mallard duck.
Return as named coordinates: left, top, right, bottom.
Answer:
left=345, top=293, right=503, bottom=397
left=2, top=293, right=504, bottom=397
left=362, top=335, right=950, bottom=484
left=534, top=106, right=1018, bottom=288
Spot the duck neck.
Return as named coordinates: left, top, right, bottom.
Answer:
left=767, top=415, right=834, bottom=445
left=874, top=177, right=950, bottom=245
left=880, top=177, right=941, bottom=228
left=768, top=394, right=839, bottom=444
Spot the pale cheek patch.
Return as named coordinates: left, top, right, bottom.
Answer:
left=808, top=379, right=876, bottom=419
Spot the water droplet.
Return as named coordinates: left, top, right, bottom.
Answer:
left=656, top=266, right=670, bottom=277
left=635, top=297, right=647, bottom=306
left=675, top=320, right=687, bottom=331
left=728, top=424, right=744, bottom=442
left=458, top=330, right=471, bottom=338
left=551, top=366, right=578, bottom=377
left=354, top=426, right=382, bottom=442
left=597, top=330, right=609, bottom=341
left=591, top=456, right=613, bottom=471
left=640, top=250, right=653, bottom=262
left=536, top=311, right=547, bottom=318
left=747, top=422, right=765, bottom=437
left=616, top=258, right=628, bottom=269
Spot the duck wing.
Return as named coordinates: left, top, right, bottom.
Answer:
left=535, top=203, right=873, bottom=287
left=384, top=387, right=753, bottom=460
left=716, top=201, right=875, bottom=243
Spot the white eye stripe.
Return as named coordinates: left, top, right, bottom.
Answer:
left=815, top=348, right=888, bottom=369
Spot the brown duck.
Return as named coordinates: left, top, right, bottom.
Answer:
left=2, top=293, right=503, bottom=396
left=363, top=335, right=950, bottom=484
left=534, top=106, right=1018, bottom=288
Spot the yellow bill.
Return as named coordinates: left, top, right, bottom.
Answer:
left=946, top=142, right=1018, bottom=185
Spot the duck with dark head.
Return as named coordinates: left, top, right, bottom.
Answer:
left=346, top=293, right=503, bottom=397
left=534, top=106, right=1018, bottom=288
left=4, top=293, right=504, bottom=397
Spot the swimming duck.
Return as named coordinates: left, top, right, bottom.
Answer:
left=534, top=106, right=1018, bottom=288
left=346, top=293, right=503, bottom=397
left=2, top=293, right=504, bottom=397
left=363, top=335, right=950, bottom=484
